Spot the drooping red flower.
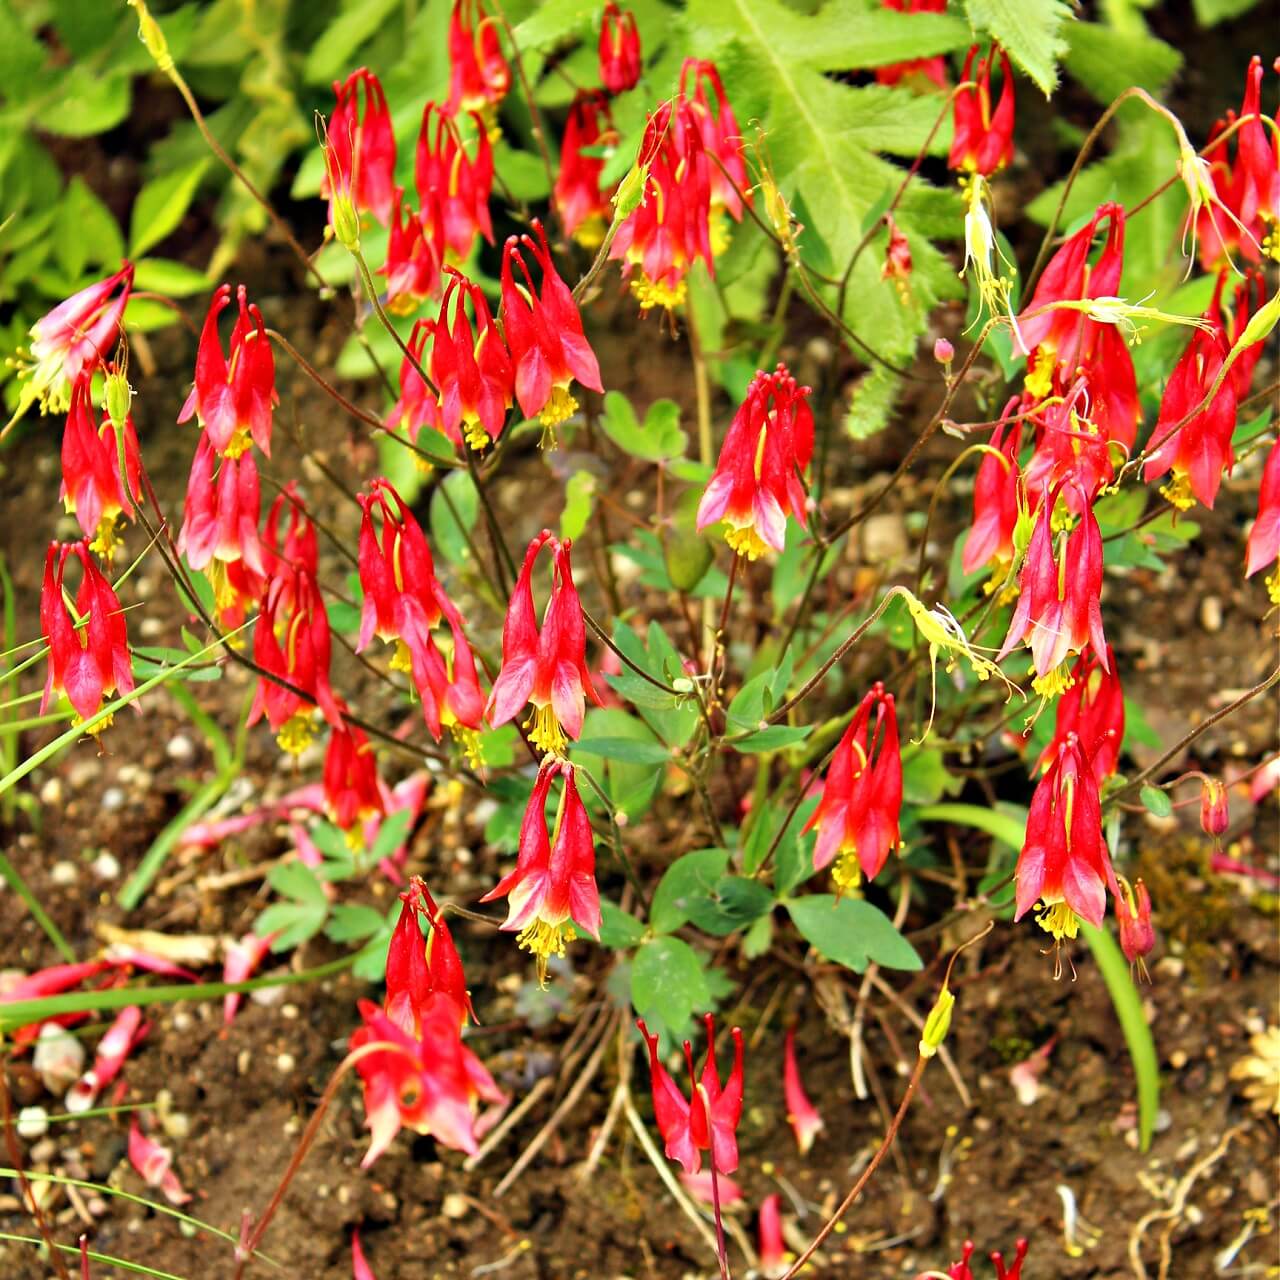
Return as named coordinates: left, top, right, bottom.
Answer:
left=27, top=262, right=133, bottom=412
left=554, top=92, right=617, bottom=249
left=695, top=364, right=814, bottom=560
left=263, top=483, right=319, bottom=579
left=1116, top=878, right=1155, bottom=979
left=1015, top=204, right=1139, bottom=454
left=1015, top=732, right=1117, bottom=945
left=40, top=540, right=134, bottom=733
left=757, top=1193, right=787, bottom=1275
left=349, top=877, right=504, bottom=1165
left=486, top=530, right=602, bottom=754
left=356, top=478, right=486, bottom=745
left=962, top=397, right=1023, bottom=578
left=387, top=318, right=450, bottom=451
left=881, top=214, right=914, bottom=299
left=1143, top=323, right=1238, bottom=510
left=609, top=96, right=714, bottom=311
left=598, top=1, right=641, bottom=94
left=446, top=0, right=510, bottom=118
left=59, top=376, right=141, bottom=562
left=481, top=760, right=601, bottom=983
left=1034, top=644, right=1124, bottom=784
left=1213, top=268, right=1267, bottom=401
left=875, top=0, right=948, bottom=90
left=637, top=1013, right=745, bottom=1177
left=680, top=59, right=750, bottom=227
left=501, top=219, right=603, bottom=441
left=323, top=68, right=396, bottom=228
left=803, top=682, right=902, bottom=893
left=1245, top=437, right=1280, bottom=600
left=942, top=1238, right=1030, bottom=1280
left=178, top=284, right=277, bottom=459
left=381, top=187, right=445, bottom=314
left=323, top=718, right=384, bottom=831
left=249, top=567, right=342, bottom=753
left=783, top=1027, right=824, bottom=1155
left=998, top=486, right=1107, bottom=699
left=949, top=45, right=1015, bottom=176
left=1021, top=377, right=1127, bottom=513
left=432, top=270, right=513, bottom=450
left=177, top=434, right=267, bottom=619
left=415, top=104, right=495, bottom=261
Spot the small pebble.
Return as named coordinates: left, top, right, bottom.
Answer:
left=276, top=1052, right=296, bottom=1074
left=101, top=786, right=127, bottom=812
left=92, top=851, right=121, bottom=881
left=16, top=1107, right=48, bottom=1140
left=29, top=1138, right=56, bottom=1165
left=166, top=735, right=195, bottom=763
left=34, top=1024, right=84, bottom=1094
left=281, top=1003, right=299, bottom=1021
left=38, top=778, right=63, bottom=806
left=237, top=1050, right=251, bottom=1076
left=442, top=1193, right=470, bottom=1219
left=1200, top=596, right=1223, bottom=632
left=50, top=861, right=79, bottom=887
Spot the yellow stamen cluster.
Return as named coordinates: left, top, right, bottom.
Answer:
left=572, top=215, right=608, bottom=252
left=526, top=703, right=568, bottom=757
left=1159, top=471, right=1197, bottom=512
left=72, top=711, right=114, bottom=737
left=276, top=712, right=315, bottom=756
left=538, top=385, right=578, bottom=446
left=831, top=847, right=863, bottom=898
left=390, top=638, right=414, bottom=675
left=1034, top=900, right=1079, bottom=942
left=1032, top=663, right=1076, bottom=701
left=1265, top=569, right=1280, bottom=606
left=90, top=513, right=124, bottom=563
left=221, top=428, right=253, bottom=460
left=1024, top=348, right=1054, bottom=399
left=709, top=208, right=732, bottom=258
left=463, top=416, right=490, bottom=451
left=450, top=723, right=485, bottom=770
left=517, top=918, right=576, bottom=987
left=630, top=274, right=687, bottom=313
left=724, top=524, right=770, bottom=561
left=204, top=560, right=241, bottom=615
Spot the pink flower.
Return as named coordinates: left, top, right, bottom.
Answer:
left=128, top=1119, right=190, bottom=1205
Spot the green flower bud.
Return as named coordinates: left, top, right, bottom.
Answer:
left=919, top=984, right=955, bottom=1059
left=104, top=371, right=133, bottom=432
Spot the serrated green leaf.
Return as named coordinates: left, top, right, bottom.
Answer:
left=786, top=893, right=921, bottom=972
left=130, top=161, right=210, bottom=259
left=651, top=848, right=730, bottom=934
left=258, top=862, right=328, bottom=951
left=963, top=0, right=1072, bottom=96
left=630, top=935, right=712, bottom=1047
left=324, top=903, right=388, bottom=944
left=598, top=391, right=688, bottom=461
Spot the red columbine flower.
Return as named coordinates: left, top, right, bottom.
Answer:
left=26, top=262, right=133, bottom=412
left=882, top=213, right=914, bottom=301
left=942, top=1239, right=1029, bottom=1280
left=1015, top=204, right=1137, bottom=433
left=1143, top=322, right=1238, bottom=511
left=1022, top=376, right=1130, bottom=512
left=1116, top=877, right=1155, bottom=980
left=610, top=96, right=714, bottom=311
left=178, top=284, right=277, bottom=459
left=481, top=760, right=601, bottom=983
left=554, top=92, right=617, bottom=249
left=1214, top=268, right=1267, bottom=401
left=432, top=270, right=513, bottom=450
left=381, top=187, right=445, bottom=314
left=1035, top=644, right=1124, bottom=784
left=446, top=0, right=510, bottom=118
left=487, top=530, right=602, bottom=754
left=803, top=683, right=902, bottom=894
left=264, top=483, right=319, bottom=579
left=388, top=318, right=450, bottom=451
left=637, top=1013, right=745, bottom=1177
left=1200, top=777, right=1230, bottom=838
left=962, top=397, right=1023, bottom=581
left=875, top=0, right=948, bottom=90
left=323, top=718, right=384, bottom=831
left=178, top=434, right=267, bottom=615
left=599, top=1, right=641, bottom=94
left=40, top=540, right=134, bottom=733
left=356, top=479, right=486, bottom=748
left=323, top=68, right=396, bottom=228
left=501, top=220, right=603, bottom=442
left=349, top=878, right=504, bottom=1165
left=782, top=1028, right=824, bottom=1155
left=696, top=364, right=815, bottom=560
left=250, top=567, right=342, bottom=754
left=1015, top=732, right=1117, bottom=948
left=680, top=59, right=750, bottom=231
left=949, top=45, right=1015, bottom=176
left=415, top=104, right=495, bottom=262
left=59, top=377, right=141, bottom=562
left=998, top=486, right=1107, bottom=699
left=1245, top=437, right=1280, bottom=602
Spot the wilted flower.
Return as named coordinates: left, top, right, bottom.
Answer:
left=66, top=1007, right=146, bottom=1113
left=637, top=1013, right=745, bottom=1177
left=40, top=540, right=134, bottom=733
left=352, top=1230, right=377, bottom=1280
left=178, top=284, right=277, bottom=459
left=783, top=1027, right=824, bottom=1154
left=222, top=931, right=275, bottom=1025
left=757, top=1192, right=789, bottom=1276
left=696, top=364, right=814, bottom=560
left=128, top=1119, right=190, bottom=1205
left=481, top=760, right=601, bottom=983
left=598, top=1, right=641, bottom=94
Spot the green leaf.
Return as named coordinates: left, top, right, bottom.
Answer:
left=598, top=898, right=646, bottom=949
left=572, top=736, right=672, bottom=766
left=130, top=161, right=210, bottom=259
left=52, top=178, right=124, bottom=281
left=1062, top=21, right=1182, bottom=103
left=917, top=802, right=1026, bottom=851
left=429, top=469, right=479, bottom=565
left=598, top=391, right=688, bottom=461
left=132, top=258, right=211, bottom=297
left=962, top=0, right=1072, bottom=96
left=325, top=903, right=388, bottom=944
left=303, top=0, right=401, bottom=83
left=791, top=0, right=971, bottom=70
left=40, top=72, right=131, bottom=137
left=651, top=848, right=730, bottom=934
left=257, top=862, right=329, bottom=952
left=731, top=724, right=812, bottom=754
left=572, top=708, right=665, bottom=822
left=630, top=935, right=713, bottom=1047
left=686, top=875, right=775, bottom=936
left=369, top=810, right=414, bottom=863
left=786, top=894, right=922, bottom=972
left=513, top=0, right=599, bottom=49
left=1191, top=0, right=1256, bottom=24
left=561, top=470, right=597, bottom=541
left=1139, top=785, right=1172, bottom=819
left=901, top=746, right=961, bottom=806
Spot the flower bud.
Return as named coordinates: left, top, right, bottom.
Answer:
left=1117, top=878, right=1155, bottom=977
left=1200, top=777, right=1229, bottom=837
left=128, top=0, right=174, bottom=73
left=613, top=156, right=650, bottom=219
left=104, top=369, right=133, bottom=432
left=933, top=337, right=954, bottom=364
left=919, top=983, right=955, bottom=1058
